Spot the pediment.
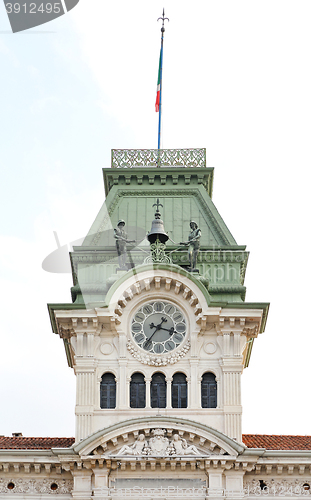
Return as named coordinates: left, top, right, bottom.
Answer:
left=74, top=417, right=244, bottom=459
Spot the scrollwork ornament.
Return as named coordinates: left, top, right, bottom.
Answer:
left=144, top=239, right=172, bottom=264
left=244, top=479, right=311, bottom=496
left=0, top=478, right=73, bottom=494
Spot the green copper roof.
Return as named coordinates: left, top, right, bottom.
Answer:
left=83, top=169, right=236, bottom=249
left=65, top=149, right=251, bottom=305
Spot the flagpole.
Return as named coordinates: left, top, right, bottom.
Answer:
left=157, top=33, right=163, bottom=151
left=156, top=9, right=169, bottom=162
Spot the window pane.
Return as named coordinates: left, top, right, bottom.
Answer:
left=201, top=372, right=217, bottom=408
left=151, top=372, right=166, bottom=408
left=130, top=372, right=145, bottom=408
left=172, top=372, right=187, bottom=408
left=100, top=373, right=116, bottom=409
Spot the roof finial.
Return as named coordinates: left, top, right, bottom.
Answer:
left=152, top=198, right=163, bottom=219
left=157, top=8, right=169, bottom=32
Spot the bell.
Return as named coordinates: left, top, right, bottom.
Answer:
left=148, top=217, right=169, bottom=244
left=147, top=198, right=169, bottom=244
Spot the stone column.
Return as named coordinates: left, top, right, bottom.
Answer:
left=126, top=375, right=131, bottom=408
left=145, top=377, right=151, bottom=408
left=166, top=377, right=172, bottom=409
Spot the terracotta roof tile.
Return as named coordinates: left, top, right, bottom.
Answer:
left=242, top=434, right=311, bottom=450
left=0, top=437, right=75, bottom=450
left=1, top=435, right=311, bottom=451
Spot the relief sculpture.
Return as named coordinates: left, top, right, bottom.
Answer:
left=116, top=429, right=202, bottom=457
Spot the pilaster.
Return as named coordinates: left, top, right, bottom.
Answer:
left=92, top=466, right=110, bottom=499
left=225, top=470, right=244, bottom=500
left=207, top=469, right=224, bottom=500
left=190, top=359, right=199, bottom=408
left=118, top=359, right=128, bottom=409
left=72, top=469, right=92, bottom=500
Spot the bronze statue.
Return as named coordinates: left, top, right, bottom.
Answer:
left=180, top=221, right=201, bottom=271
left=114, top=220, right=134, bottom=269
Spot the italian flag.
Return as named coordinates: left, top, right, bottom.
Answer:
left=155, top=47, right=162, bottom=112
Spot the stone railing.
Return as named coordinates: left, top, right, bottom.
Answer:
left=111, top=148, right=206, bottom=168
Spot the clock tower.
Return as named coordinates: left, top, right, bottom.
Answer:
left=48, top=148, right=269, bottom=498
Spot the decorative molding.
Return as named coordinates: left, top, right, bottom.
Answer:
left=59, top=325, right=74, bottom=340
left=100, top=342, right=114, bottom=355
left=114, top=275, right=202, bottom=318
left=244, top=479, right=311, bottom=496
left=127, top=339, right=191, bottom=366
left=0, top=478, right=73, bottom=494
left=242, top=325, right=258, bottom=337
left=204, top=342, right=217, bottom=355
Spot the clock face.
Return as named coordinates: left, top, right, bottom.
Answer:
left=131, top=301, right=187, bottom=354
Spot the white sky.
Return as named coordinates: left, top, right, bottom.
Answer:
left=1, top=0, right=311, bottom=438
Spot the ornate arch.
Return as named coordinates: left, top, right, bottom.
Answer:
left=73, top=416, right=244, bottom=458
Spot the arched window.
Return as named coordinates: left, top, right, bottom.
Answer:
left=100, top=373, right=116, bottom=409
left=201, top=372, right=217, bottom=408
left=151, top=372, right=166, bottom=408
left=172, top=372, right=187, bottom=408
left=130, top=372, right=146, bottom=408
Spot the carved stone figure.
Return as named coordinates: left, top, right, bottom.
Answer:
left=114, top=220, right=134, bottom=269
left=170, top=434, right=200, bottom=455
left=180, top=221, right=201, bottom=271
left=117, top=433, right=148, bottom=455
left=115, top=428, right=205, bottom=457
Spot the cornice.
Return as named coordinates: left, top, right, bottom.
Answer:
left=261, top=450, right=311, bottom=459
left=0, top=450, right=57, bottom=458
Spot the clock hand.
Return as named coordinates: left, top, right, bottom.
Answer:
left=143, top=331, right=157, bottom=349
left=158, top=326, right=176, bottom=335
left=144, top=317, right=167, bottom=348
left=149, top=317, right=167, bottom=330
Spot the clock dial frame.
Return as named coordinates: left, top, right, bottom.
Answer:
left=131, top=301, right=187, bottom=354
